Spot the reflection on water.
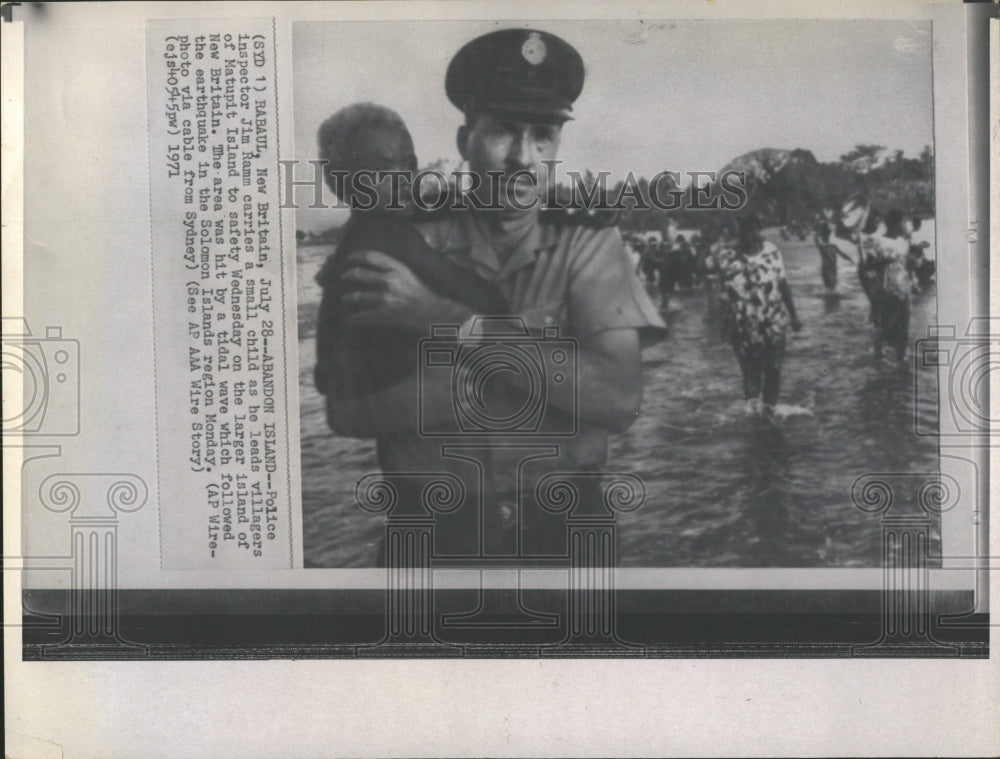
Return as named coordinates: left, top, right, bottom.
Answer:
left=297, top=230, right=939, bottom=568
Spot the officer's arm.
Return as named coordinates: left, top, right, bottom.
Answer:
left=566, top=328, right=643, bottom=433
left=495, top=328, right=643, bottom=434
left=493, top=226, right=663, bottom=434
left=339, top=326, right=646, bottom=436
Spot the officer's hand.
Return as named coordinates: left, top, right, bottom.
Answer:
left=340, top=250, right=468, bottom=326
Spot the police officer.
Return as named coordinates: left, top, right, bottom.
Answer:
left=334, top=29, right=666, bottom=559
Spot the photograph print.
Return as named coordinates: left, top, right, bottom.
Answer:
left=293, top=19, right=942, bottom=577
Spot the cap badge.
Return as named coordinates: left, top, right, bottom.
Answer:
left=521, top=32, right=546, bottom=65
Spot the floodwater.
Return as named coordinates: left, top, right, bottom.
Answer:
left=296, top=228, right=939, bottom=568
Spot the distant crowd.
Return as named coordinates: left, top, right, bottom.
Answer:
left=621, top=203, right=936, bottom=422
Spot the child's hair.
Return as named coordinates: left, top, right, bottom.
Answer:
left=317, top=103, right=413, bottom=195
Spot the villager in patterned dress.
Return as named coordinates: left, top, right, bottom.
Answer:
left=717, top=214, right=802, bottom=414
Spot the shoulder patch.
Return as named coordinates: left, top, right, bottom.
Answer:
left=539, top=204, right=621, bottom=229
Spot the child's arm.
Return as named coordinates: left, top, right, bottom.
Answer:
left=397, top=221, right=510, bottom=316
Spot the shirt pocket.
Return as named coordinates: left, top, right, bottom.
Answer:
left=518, top=300, right=567, bottom=332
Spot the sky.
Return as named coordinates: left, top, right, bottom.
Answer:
left=291, top=19, right=933, bottom=232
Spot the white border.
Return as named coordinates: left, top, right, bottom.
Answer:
left=4, top=4, right=998, bottom=759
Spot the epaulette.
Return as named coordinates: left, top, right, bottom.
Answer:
left=538, top=204, right=621, bottom=229
left=409, top=195, right=621, bottom=229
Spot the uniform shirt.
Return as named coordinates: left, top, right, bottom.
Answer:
left=373, top=208, right=667, bottom=505
left=417, top=209, right=666, bottom=347
left=717, top=240, right=790, bottom=349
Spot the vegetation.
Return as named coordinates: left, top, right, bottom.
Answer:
left=609, top=143, right=934, bottom=237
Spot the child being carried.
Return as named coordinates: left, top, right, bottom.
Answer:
left=312, top=103, right=509, bottom=435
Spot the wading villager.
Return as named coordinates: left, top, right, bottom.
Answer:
left=717, top=213, right=803, bottom=421
left=867, top=209, right=912, bottom=361
left=813, top=221, right=854, bottom=293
